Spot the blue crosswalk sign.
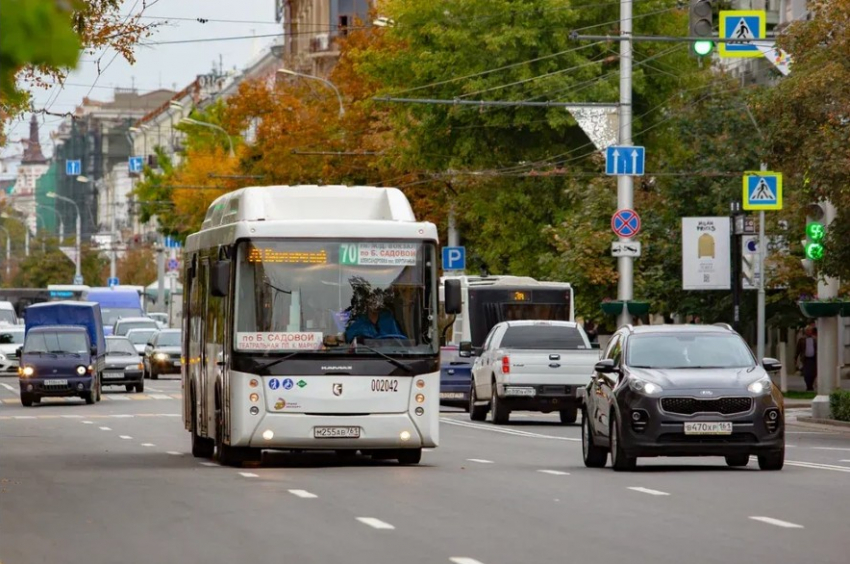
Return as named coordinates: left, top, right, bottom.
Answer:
left=719, top=11, right=766, bottom=58
left=743, top=172, right=783, bottom=211
left=605, top=146, right=645, bottom=176
left=442, top=246, right=465, bottom=271
left=65, top=160, right=81, bottom=176
left=128, top=156, right=144, bottom=174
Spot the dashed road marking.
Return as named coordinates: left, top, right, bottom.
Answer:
left=61, top=414, right=83, bottom=419
left=442, top=418, right=580, bottom=441
left=538, top=469, right=570, bottom=476
left=199, top=462, right=218, bottom=467
left=757, top=457, right=850, bottom=473
left=1, top=382, right=19, bottom=393
left=141, top=443, right=155, bottom=447
left=356, top=517, right=395, bottom=530
left=749, top=516, right=804, bottom=529
left=812, top=447, right=850, bottom=452
left=628, top=487, right=670, bottom=496
left=466, top=458, right=494, bottom=464
left=119, top=435, right=133, bottom=440
left=239, top=472, right=259, bottom=478
left=288, top=489, right=318, bottom=499
left=82, top=420, right=93, bottom=424
left=450, top=559, right=486, bottom=564
left=99, top=426, right=111, bottom=431
left=13, top=416, right=36, bottom=420
left=166, top=451, right=183, bottom=456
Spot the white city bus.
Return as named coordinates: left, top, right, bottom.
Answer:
left=182, top=185, right=460, bottom=466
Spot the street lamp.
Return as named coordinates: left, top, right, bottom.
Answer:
left=276, top=68, right=345, bottom=118
left=0, top=226, right=10, bottom=279
left=47, top=191, right=82, bottom=285
left=179, top=117, right=236, bottom=158
left=1, top=214, right=28, bottom=257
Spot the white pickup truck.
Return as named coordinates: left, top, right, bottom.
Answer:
left=463, top=320, right=599, bottom=424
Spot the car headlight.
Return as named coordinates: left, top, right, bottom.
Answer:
left=154, top=352, right=169, bottom=361
left=748, top=376, right=773, bottom=394
left=0, top=353, right=6, bottom=361
left=21, top=366, right=34, bottom=377
left=76, top=365, right=87, bottom=376
left=628, top=377, right=663, bottom=395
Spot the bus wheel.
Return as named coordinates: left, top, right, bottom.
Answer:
left=397, top=448, right=422, bottom=465
left=214, top=407, right=260, bottom=466
left=191, top=396, right=214, bottom=459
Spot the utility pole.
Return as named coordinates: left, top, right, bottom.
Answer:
left=730, top=201, right=743, bottom=333
left=616, top=0, right=635, bottom=328
left=110, top=197, right=117, bottom=280
left=156, top=236, right=166, bottom=313
left=756, top=162, right=767, bottom=361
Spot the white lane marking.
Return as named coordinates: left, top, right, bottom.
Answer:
left=538, top=469, right=570, bottom=476
left=812, top=447, right=850, bottom=452
left=146, top=386, right=164, bottom=392
left=356, top=517, right=395, bottom=530
left=785, top=460, right=850, bottom=473
left=239, top=472, right=259, bottom=478
left=61, top=414, right=83, bottom=419
left=441, top=418, right=580, bottom=441
left=749, top=516, right=804, bottom=529
left=13, top=416, right=36, bottom=419
left=119, top=435, right=133, bottom=440
left=149, top=394, right=172, bottom=400
left=108, top=395, right=130, bottom=401
left=141, top=443, right=155, bottom=447
left=288, top=489, right=318, bottom=499
left=166, top=451, right=183, bottom=456
left=99, top=426, right=112, bottom=431
left=82, top=420, right=93, bottom=424
left=451, top=559, right=486, bottom=564
left=110, top=414, right=134, bottom=418
left=1, top=382, right=19, bottom=393
left=628, top=487, right=670, bottom=496
left=200, top=462, right=218, bottom=467
left=466, top=458, right=494, bottom=464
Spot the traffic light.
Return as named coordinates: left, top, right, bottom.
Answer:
left=802, top=203, right=826, bottom=275
left=689, top=0, right=714, bottom=56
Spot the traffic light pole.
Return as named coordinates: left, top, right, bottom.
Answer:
left=813, top=201, right=839, bottom=419
left=616, top=0, right=635, bottom=328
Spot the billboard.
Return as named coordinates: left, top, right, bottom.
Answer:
left=682, top=217, right=731, bottom=290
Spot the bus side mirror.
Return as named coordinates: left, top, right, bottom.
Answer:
left=458, top=341, right=473, bottom=357
left=211, top=260, right=231, bottom=297
left=444, top=279, right=462, bottom=314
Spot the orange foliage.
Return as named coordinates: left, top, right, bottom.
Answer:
left=170, top=146, right=242, bottom=231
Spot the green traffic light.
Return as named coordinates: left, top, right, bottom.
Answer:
left=805, top=242, right=825, bottom=261
left=806, top=222, right=825, bottom=242
left=693, top=40, right=714, bottom=56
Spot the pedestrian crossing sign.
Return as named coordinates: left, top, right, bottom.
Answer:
left=743, top=171, right=783, bottom=211
left=719, top=10, right=766, bottom=58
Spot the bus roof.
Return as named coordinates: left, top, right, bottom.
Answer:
left=441, top=275, right=572, bottom=289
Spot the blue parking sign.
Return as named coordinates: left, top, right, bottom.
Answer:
left=442, top=246, right=465, bottom=271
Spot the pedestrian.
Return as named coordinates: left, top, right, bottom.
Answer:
left=795, top=326, right=818, bottom=391
left=584, top=320, right=599, bottom=344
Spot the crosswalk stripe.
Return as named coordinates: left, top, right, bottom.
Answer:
left=149, top=394, right=172, bottom=400
left=105, top=395, right=130, bottom=401
left=2, top=398, right=19, bottom=404
left=129, top=395, right=151, bottom=400
left=170, top=394, right=183, bottom=399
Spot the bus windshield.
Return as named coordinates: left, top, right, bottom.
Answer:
left=234, top=240, right=437, bottom=355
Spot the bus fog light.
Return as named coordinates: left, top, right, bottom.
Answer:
left=250, top=406, right=259, bottom=415
left=415, top=393, right=425, bottom=403
left=262, top=430, right=274, bottom=440
left=400, top=431, right=411, bottom=441
left=415, top=407, right=424, bottom=416
left=415, top=379, right=425, bottom=389
left=249, top=393, right=259, bottom=402
left=249, top=379, right=259, bottom=388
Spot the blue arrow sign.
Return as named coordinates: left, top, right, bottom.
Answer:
left=719, top=10, right=766, bottom=58
left=605, top=146, right=645, bottom=176
left=65, top=160, right=81, bottom=176
left=128, top=156, right=144, bottom=174
left=442, top=246, right=465, bottom=271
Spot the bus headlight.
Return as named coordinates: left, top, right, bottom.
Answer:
left=415, top=393, right=425, bottom=404
left=399, top=431, right=411, bottom=441
left=262, top=430, right=274, bottom=440
left=415, top=379, right=425, bottom=389
left=249, top=379, right=259, bottom=388
left=75, top=365, right=87, bottom=376
left=249, top=393, right=259, bottom=403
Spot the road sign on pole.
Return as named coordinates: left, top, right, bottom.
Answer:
left=611, top=209, right=641, bottom=238
left=167, top=258, right=179, bottom=271
left=73, top=274, right=84, bottom=286
left=107, top=277, right=120, bottom=288
left=442, top=246, right=466, bottom=271
left=743, top=171, right=783, bottom=210
left=611, top=241, right=641, bottom=258
left=128, top=156, right=144, bottom=174
left=65, top=160, right=81, bottom=176
left=718, top=10, right=766, bottom=58
left=605, top=145, right=645, bottom=176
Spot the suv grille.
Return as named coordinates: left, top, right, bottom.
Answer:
left=661, top=397, right=752, bottom=415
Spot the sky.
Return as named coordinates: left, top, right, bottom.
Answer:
left=1, top=0, right=283, bottom=173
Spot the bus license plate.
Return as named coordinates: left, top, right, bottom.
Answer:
left=684, top=422, right=733, bottom=435
left=314, top=426, right=360, bottom=439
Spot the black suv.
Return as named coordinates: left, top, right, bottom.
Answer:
left=581, top=323, right=784, bottom=471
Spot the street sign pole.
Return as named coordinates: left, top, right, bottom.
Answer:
left=617, top=0, right=634, bottom=328
left=756, top=163, right=767, bottom=361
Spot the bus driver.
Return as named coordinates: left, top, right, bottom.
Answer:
left=345, top=291, right=406, bottom=342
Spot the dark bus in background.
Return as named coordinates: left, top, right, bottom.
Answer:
left=438, top=275, right=575, bottom=408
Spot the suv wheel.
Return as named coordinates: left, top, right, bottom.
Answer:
left=610, top=416, right=636, bottom=471
left=582, top=409, right=607, bottom=468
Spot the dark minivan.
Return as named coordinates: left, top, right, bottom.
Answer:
left=18, top=302, right=106, bottom=406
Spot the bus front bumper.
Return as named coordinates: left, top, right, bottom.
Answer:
left=245, top=412, right=433, bottom=450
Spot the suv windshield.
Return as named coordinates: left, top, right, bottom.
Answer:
left=234, top=240, right=438, bottom=355
left=626, top=333, right=755, bottom=369
left=24, top=332, right=89, bottom=354
left=500, top=325, right=587, bottom=349
left=156, top=332, right=181, bottom=347
left=107, top=338, right=137, bottom=355
left=115, top=320, right=158, bottom=336
left=127, top=329, right=157, bottom=345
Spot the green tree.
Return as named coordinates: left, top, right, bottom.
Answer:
left=12, top=244, right=106, bottom=288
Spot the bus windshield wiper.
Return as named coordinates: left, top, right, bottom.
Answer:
left=257, top=351, right=305, bottom=374
left=353, top=344, right=413, bottom=374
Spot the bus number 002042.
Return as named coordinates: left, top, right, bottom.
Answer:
left=371, top=379, right=399, bottom=392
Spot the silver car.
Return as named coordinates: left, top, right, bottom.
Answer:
left=0, top=327, right=25, bottom=374
left=103, top=336, right=145, bottom=393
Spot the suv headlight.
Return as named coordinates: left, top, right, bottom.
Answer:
left=75, top=365, right=87, bottom=376
left=21, top=366, right=34, bottom=377
left=748, top=376, right=772, bottom=394
left=628, top=377, right=663, bottom=395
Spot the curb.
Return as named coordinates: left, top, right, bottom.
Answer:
left=784, top=400, right=812, bottom=408
left=796, top=416, right=850, bottom=429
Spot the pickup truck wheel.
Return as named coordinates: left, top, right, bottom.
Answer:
left=469, top=385, right=488, bottom=421
left=610, top=416, right=636, bottom=471
left=490, top=385, right=510, bottom=425
left=582, top=409, right=607, bottom=468
left=559, top=407, right=578, bottom=425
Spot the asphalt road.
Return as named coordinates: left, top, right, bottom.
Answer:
left=2, top=376, right=850, bottom=564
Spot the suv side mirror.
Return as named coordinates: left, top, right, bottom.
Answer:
left=211, top=260, right=231, bottom=297
left=458, top=341, right=473, bottom=358
left=444, top=279, right=462, bottom=315
left=762, top=357, right=782, bottom=372
left=594, top=359, right=618, bottom=374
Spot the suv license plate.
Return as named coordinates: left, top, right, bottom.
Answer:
left=314, top=426, right=360, bottom=439
left=44, top=379, right=68, bottom=386
left=684, top=422, right=733, bottom=435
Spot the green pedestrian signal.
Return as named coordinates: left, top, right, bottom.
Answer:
left=805, top=241, right=824, bottom=261
left=693, top=40, right=714, bottom=56
left=806, top=222, right=825, bottom=243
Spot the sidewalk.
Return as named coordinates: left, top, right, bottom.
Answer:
left=771, top=371, right=850, bottom=393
